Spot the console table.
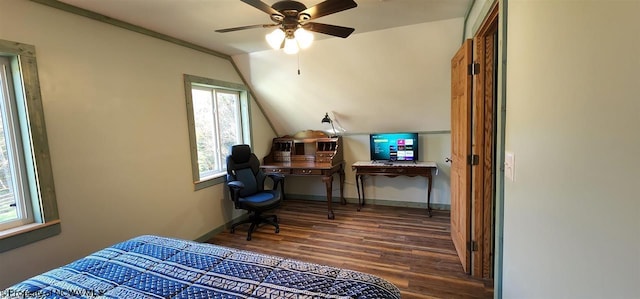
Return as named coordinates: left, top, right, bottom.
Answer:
left=352, top=161, right=438, bottom=217
left=262, top=133, right=345, bottom=219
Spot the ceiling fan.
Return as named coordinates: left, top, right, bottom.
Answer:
left=216, top=0, right=358, bottom=54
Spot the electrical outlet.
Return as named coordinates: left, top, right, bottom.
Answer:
left=505, top=152, right=515, bottom=181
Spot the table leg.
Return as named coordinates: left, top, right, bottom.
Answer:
left=427, top=174, right=433, bottom=217
left=355, top=174, right=362, bottom=211
left=357, top=174, right=367, bottom=211
left=339, top=165, right=346, bottom=205
left=361, top=175, right=366, bottom=210
left=322, top=175, right=335, bottom=219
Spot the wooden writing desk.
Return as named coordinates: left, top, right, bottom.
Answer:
left=262, top=133, right=345, bottom=219
left=352, top=161, right=438, bottom=217
left=260, top=161, right=345, bottom=219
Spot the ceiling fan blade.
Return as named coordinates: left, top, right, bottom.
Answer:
left=215, top=24, right=278, bottom=33
left=301, top=0, right=357, bottom=20
left=305, top=22, right=355, bottom=38
left=241, top=0, right=283, bottom=17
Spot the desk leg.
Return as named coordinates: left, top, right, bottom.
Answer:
left=339, top=166, right=346, bottom=205
left=322, top=175, right=335, bottom=219
left=355, top=174, right=362, bottom=211
left=427, top=174, right=433, bottom=217
left=356, top=174, right=366, bottom=211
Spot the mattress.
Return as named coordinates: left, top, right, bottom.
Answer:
left=4, top=235, right=401, bottom=298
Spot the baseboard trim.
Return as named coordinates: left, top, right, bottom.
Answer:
left=194, top=214, right=249, bottom=243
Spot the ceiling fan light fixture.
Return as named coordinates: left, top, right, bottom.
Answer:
left=283, top=37, right=299, bottom=54
left=265, top=28, right=285, bottom=49
left=216, top=0, right=358, bottom=53
left=294, top=27, right=314, bottom=49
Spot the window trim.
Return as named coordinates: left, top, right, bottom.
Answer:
left=184, top=74, right=252, bottom=190
left=0, top=55, right=35, bottom=230
left=0, top=39, right=60, bottom=252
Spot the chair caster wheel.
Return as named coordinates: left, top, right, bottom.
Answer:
left=230, top=228, right=235, bottom=234
left=275, top=228, right=280, bottom=233
left=246, top=236, right=251, bottom=241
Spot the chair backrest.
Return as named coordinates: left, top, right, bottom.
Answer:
left=226, top=144, right=265, bottom=197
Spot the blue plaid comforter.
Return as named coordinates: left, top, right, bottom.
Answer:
left=4, top=235, right=401, bottom=298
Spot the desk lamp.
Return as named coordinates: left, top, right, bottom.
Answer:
left=321, top=113, right=337, bottom=138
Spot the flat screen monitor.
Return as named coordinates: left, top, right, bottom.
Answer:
left=369, top=132, right=419, bottom=162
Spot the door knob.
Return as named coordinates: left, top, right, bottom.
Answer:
left=445, top=157, right=452, bottom=163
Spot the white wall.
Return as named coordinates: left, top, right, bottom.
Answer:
left=234, top=18, right=464, bottom=207
left=503, top=1, right=640, bottom=298
left=0, top=0, right=274, bottom=288
left=235, top=18, right=463, bottom=135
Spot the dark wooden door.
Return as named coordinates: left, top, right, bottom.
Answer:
left=450, top=39, right=473, bottom=274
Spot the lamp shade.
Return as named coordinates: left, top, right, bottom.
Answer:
left=321, top=113, right=331, bottom=124
left=265, top=28, right=285, bottom=49
left=266, top=27, right=314, bottom=54
left=321, top=112, right=337, bottom=137
left=283, top=37, right=299, bottom=54
left=294, top=28, right=314, bottom=49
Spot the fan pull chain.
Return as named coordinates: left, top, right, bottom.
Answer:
left=297, top=52, right=301, bottom=75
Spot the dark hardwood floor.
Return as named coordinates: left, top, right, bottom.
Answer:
left=207, top=199, right=493, bottom=299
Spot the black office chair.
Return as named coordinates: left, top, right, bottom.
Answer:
left=226, top=144, right=284, bottom=240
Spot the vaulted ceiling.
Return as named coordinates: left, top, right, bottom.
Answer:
left=38, top=0, right=473, bottom=136
left=53, top=0, right=472, bottom=56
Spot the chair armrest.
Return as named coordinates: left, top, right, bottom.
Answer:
left=227, top=180, right=245, bottom=208
left=266, top=173, right=284, bottom=184
left=266, top=173, right=285, bottom=191
left=227, top=180, right=245, bottom=191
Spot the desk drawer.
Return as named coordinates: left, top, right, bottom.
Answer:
left=315, top=153, right=334, bottom=163
left=263, top=168, right=290, bottom=175
left=384, top=168, right=406, bottom=174
left=357, top=167, right=429, bottom=176
left=292, top=168, right=322, bottom=175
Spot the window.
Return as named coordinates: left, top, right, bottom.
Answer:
left=0, top=39, right=60, bottom=252
left=0, top=56, right=34, bottom=231
left=184, top=74, right=251, bottom=190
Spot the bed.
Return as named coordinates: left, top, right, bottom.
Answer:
left=5, top=235, right=401, bottom=298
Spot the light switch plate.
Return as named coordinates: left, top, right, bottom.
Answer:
left=505, top=152, right=515, bottom=181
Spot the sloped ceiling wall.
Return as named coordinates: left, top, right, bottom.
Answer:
left=234, top=18, right=464, bottom=136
